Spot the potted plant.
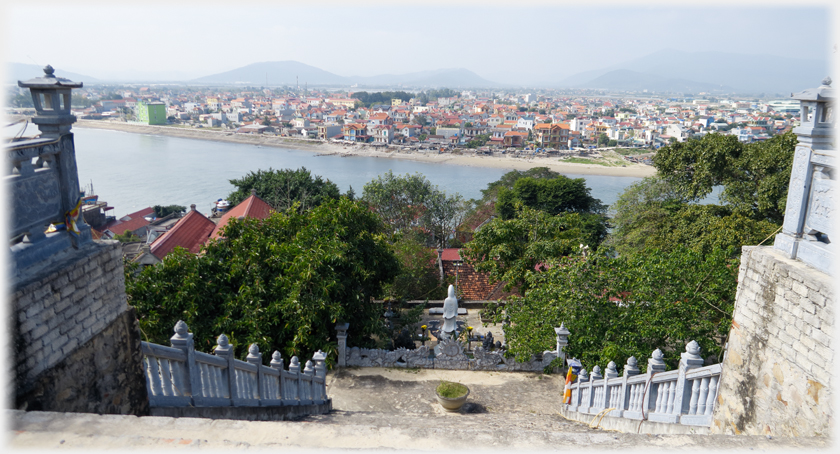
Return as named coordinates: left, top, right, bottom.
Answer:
left=435, top=380, right=470, bottom=412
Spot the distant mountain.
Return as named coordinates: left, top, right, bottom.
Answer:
left=7, top=62, right=100, bottom=84
left=560, top=50, right=828, bottom=94
left=350, top=68, right=501, bottom=88
left=191, top=61, right=348, bottom=85
left=191, top=60, right=502, bottom=88
left=583, top=69, right=735, bottom=93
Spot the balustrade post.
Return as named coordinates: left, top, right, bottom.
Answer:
left=619, top=356, right=639, bottom=416
left=554, top=323, right=570, bottom=369
left=644, top=349, right=666, bottom=416
left=170, top=321, right=198, bottom=404
left=289, top=356, right=301, bottom=401
left=304, top=360, right=315, bottom=403
left=214, top=334, right=238, bottom=403
left=603, top=361, right=619, bottom=411
left=270, top=350, right=284, bottom=401
left=246, top=343, right=263, bottom=401
left=312, top=350, right=327, bottom=401
left=585, top=365, right=601, bottom=413
left=575, top=368, right=589, bottom=412
left=336, top=323, right=349, bottom=367
left=675, top=341, right=704, bottom=417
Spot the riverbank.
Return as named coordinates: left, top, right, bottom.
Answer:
left=73, top=120, right=657, bottom=178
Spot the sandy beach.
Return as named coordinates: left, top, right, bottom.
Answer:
left=74, top=120, right=657, bottom=178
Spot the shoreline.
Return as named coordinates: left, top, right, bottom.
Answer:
left=73, top=120, right=657, bottom=178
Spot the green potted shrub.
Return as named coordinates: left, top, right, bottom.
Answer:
left=435, top=380, right=470, bottom=412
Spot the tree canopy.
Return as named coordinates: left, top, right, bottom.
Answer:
left=494, top=245, right=739, bottom=371
left=462, top=205, right=607, bottom=293
left=227, top=167, right=340, bottom=212
left=652, top=131, right=796, bottom=223
left=127, top=197, right=400, bottom=363
left=496, top=175, right=605, bottom=220
left=360, top=170, right=466, bottom=248
left=153, top=205, right=186, bottom=218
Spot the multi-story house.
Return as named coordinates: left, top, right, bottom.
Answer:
left=342, top=123, right=370, bottom=142
left=532, top=123, right=570, bottom=149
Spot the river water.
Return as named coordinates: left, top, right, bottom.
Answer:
left=70, top=128, right=652, bottom=218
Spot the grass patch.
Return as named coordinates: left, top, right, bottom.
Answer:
left=436, top=380, right=468, bottom=398
left=562, top=157, right=612, bottom=166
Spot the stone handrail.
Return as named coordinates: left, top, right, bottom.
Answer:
left=566, top=341, right=721, bottom=427
left=141, top=321, right=327, bottom=408
left=7, top=135, right=92, bottom=273
left=335, top=322, right=570, bottom=372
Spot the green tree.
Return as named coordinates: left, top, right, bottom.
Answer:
left=653, top=132, right=796, bottom=223
left=462, top=205, right=607, bottom=293
left=607, top=176, right=779, bottom=258
left=597, top=133, right=610, bottom=146
left=127, top=198, right=400, bottom=362
left=497, top=246, right=738, bottom=369
left=496, top=176, right=605, bottom=220
left=381, top=233, right=444, bottom=301
left=153, top=205, right=187, bottom=218
left=112, top=231, right=143, bottom=243
left=227, top=167, right=340, bottom=212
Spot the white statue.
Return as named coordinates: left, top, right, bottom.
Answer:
left=441, top=284, right=458, bottom=335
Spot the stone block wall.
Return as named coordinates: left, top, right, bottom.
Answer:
left=711, top=246, right=834, bottom=437
left=11, top=240, right=148, bottom=414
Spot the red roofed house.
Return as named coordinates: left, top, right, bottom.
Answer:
left=149, top=204, right=216, bottom=260
left=209, top=190, right=273, bottom=240
left=438, top=248, right=519, bottom=301
left=100, top=207, right=155, bottom=239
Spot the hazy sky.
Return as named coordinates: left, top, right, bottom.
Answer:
left=1, top=1, right=836, bottom=84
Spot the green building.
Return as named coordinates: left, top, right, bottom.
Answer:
left=135, top=100, right=167, bottom=125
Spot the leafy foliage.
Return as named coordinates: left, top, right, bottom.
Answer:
left=497, top=246, right=739, bottom=371
left=361, top=170, right=466, bottom=248
left=496, top=176, right=605, bottom=220
left=126, top=197, right=400, bottom=363
left=153, top=205, right=187, bottom=218
left=352, top=91, right=413, bottom=107
left=381, top=233, right=445, bottom=301
left=462, top=205, right=607, bottom=293
left=652, top=132, right=796, bottom=223
left=608, top=177, right=780, bottom=257
left=227, top=167, right=340, bottom=212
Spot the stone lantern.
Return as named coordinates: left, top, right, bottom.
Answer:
left=774, top=77, right=835, bottom=275
left=18, top=64, right=83, bottom=138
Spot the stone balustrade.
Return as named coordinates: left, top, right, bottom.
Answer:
left=566, top=341, right=722, bottom=428
left=141, top=321, right=328, bottom=408
left=336, top=322, right=570, bottom=372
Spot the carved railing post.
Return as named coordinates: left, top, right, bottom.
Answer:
left=574, top=368, right=589, bottom=412
left=214, top=334, right=238, bottom=403
left=676, top=341, right=705, bottom=417
left=336, top=323, right=349, bottom=367
left=602, top=360, right=619, bottom=411
left=304, top=360, right=315, bottom=404
left=170, top=321, right=198, bottom=404
left=618, top=356, right=639, bottom=416
left=246, top=343, right=263, bottom=401
left=289, top=356, right=301, bottom=402
left=270, top=350, right=284, bottom=401
left=554, top=323, right=570, bottom=369
left=644, top=348, right=667, bottom=416
left=774, top=77, right=835, bottom=275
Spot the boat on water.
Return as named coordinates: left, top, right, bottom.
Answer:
left=214, top=199, right=230, bottom=214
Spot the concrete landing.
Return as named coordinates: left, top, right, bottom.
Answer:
left=9, top=367, right=830, bottom=450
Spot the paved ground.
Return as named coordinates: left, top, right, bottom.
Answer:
left=8, top=367, right=831, bottom=451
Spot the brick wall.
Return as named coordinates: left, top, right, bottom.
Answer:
left=12, top=240, right=146, bottom=414
left=711, top=246, right=834, bottom=437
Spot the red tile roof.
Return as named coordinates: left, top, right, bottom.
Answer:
left=100, top=207, right=154, bottom=236
left=150, top=208, right=216, bottom=259
left=210, top=194, right=273, bottom=240
left=440, top=248, right=462, bottom=261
